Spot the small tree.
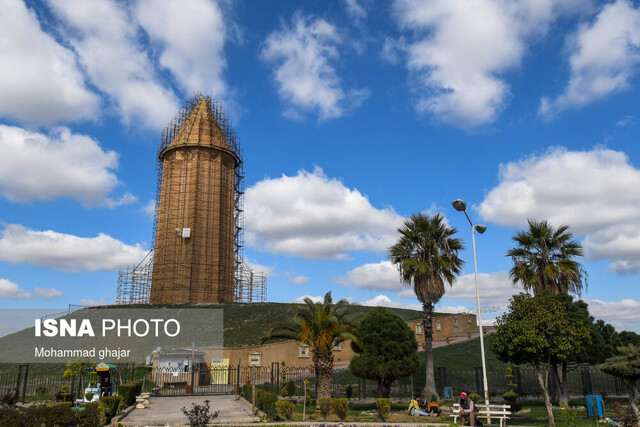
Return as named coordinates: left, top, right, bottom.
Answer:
left=349, top=307, right=420, bottom=398
left=492, top=293, right=590, bottom=427
left=600, top=344, right=640, bottom=420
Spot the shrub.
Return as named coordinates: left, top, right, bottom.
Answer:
left=279, top=387, right=288, bottom=397
left=76, top=402, right=105, bottom=427
left=1, top=390, right=18, bottom=407
left=100, top=395, right=123, bottom=421
left=241, top=384, right=252, bottom=402
left=57, top=402, right=73, bottom=408
left=613, top=402, right=639, bottom=427
left=561, top=404, right=578, bottom=427
left=503, top=390, right=524, bottom=413
left=332, top=397, right=349, bottom=421
left=85, top=392, right=94, bottom=401
left=0, top=408, right=24, bottom=425
left=468, top=392, right=482, bottom=404
left=376, top=398, right=390, bottom=421
left=318, top=398, right=332, bottom=420
left=181, top=399, right=219, bottom=426
left=256, top=389, right=278, bottom=419
left=285, top=380, right=296, bottom=397
left=35, top=386, right=48, bottom=399
left=345, top=385, right=353, bottom=400
left=275, top=400, right=294, bottom=420
left=118, top=381, right=143, bottom=407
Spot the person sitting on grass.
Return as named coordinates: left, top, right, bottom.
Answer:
left=408, top=395, right=429, bottom=416
left=427, top=399, right=440, bottom=416
left=459, top=392, right=479, bottom=425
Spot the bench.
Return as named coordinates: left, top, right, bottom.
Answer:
left=451, top=403, right=510, bottom=426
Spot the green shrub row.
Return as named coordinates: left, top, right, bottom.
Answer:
left=100, top=395, right=123, bottom=421
left=239, top=384, right=279, bottom=420
left=0, top=402, right=105, bottom=426
left=118, top=381, right=143, bottom=408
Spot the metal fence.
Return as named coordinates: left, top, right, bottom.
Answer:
left=0, top=364, right=633, bottom=402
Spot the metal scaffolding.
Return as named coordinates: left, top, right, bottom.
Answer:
left=116, top=94, right=266, bottom=304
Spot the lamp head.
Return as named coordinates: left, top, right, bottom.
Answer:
left=475, top=224, right=487, bottom=234
left=452, top=199, right=467, bottom=212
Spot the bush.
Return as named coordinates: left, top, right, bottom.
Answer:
left=100, top=395, right=123, bottom=421
left=0, top=408, right=24, bottom=425
left=76, top=402, right=105, bottom=427
left=275, top=400, right=294, bottom=420
left=318, top=398, right=332, bottom=420
left=0, top=403, right=104, bottom=427
left=118, top=380, right=143, bottom=407
left=285, top=380, right=296, bottom=397
left=35, top=386, right=48, bottom=398
left=1, top=390, right=18, bottom=407
left=181, top=399, right=219, bottom=426
left=468, top=392, right=482, bottom=403
left=241, top=384, right=252, bottom=402
left=376, top=398, right=390, bottom=421
left=502, top=390, right=524, bottom=413
left=279, top=387, right=288, bottom=397
left=332, top=398, right=349, bottom=421
left=257, top=390, right=278, bottom=419
left=57, top=402, right=73, bottom=408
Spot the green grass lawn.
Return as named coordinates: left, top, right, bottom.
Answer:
left=278, top=400, right=625, bottom=425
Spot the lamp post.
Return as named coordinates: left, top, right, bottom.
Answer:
left=452, top=199, right=490, bottom=414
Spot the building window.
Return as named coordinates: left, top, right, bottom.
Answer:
left=436, top=320, right=441, bottom=331
left=415, top=323, right=422, bottom=334
left=453, top=317, right=459, bottom=328
left=299, top=345, right=310, bottom=358
left=468, top=315, right=473, bottom=324
left=333, top=342, right=342, bottom=351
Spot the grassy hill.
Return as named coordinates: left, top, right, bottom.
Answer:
left=0, top=302, right=440, bottom=355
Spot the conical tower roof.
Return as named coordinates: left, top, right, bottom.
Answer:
left=161, top=97, right=236, bottom=160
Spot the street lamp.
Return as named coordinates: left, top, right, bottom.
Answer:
left=452, top=199, right=490, bottom=412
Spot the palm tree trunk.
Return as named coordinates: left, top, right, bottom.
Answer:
left=314, top=352, right=334, bottom=405
left=422, top=302, right=439, bottom=401
left=534, top=364, right=556, bottom=427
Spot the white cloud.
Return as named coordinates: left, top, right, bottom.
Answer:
left=0, top=224, right=147, bottom=272
left=0, top=279, right=31, bottom=299
left=80, top=298, right=109, bottom=306
left=586, top=299, right=640, bottom=332
left=0, top=125, right=134, bottom=206
left=143, top=200, right=156, bottom=218
left=479, top=147, right=640, bottom=274
left=290, top=295, right=324, bottom=304
left=540, top=0, right=640, bottom=117
left=285, top=272, right=309, bottom=285
left=261, top=13, right=369, bottom=121
left=47, top=0, right=179, bottom=129
left=245, top=167, right=404, bottom=259
left=361, top=294, right=421, bottom=310
left=392, top=0, right=588, bottom=127
left=135, top=0, right=228, bottom=98
left=342, top=0, right=368, bottom=24
left=0, top=0, right=99, bottom=126
left=479, top=147, right=640, bottom=233
left=583, top=225, right=640, bottom=275
left=244, top=260, right=275, bottom=278
left=334, top=260, right=403, bottom=291
left=33, top=288, right=64, bottom=298
left=0, top=279, right=62, bottom=299
left=616, top=115, right=634, bottom=128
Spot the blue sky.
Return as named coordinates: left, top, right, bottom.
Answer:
left=1, top=0, right=640, bottom=333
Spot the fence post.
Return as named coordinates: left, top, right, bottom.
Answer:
left=580, top=367, right=592, bottom=396
left=474, top=367, right=482, bottom=394
left=21, top=365, right=29, bottom=404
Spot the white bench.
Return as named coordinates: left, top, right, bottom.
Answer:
left=451, top=403, right=510, bottom=427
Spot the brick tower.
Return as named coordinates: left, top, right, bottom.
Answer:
left=149, top=96, right=238, bottom=304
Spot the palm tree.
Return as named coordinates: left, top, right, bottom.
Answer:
left=507, top=219, right=587, bottom=296
left=507, top=219, right=588, bottom=406
left=259, top=292, right=359, bottom=403
left=388, top=213, right=464, bottom=399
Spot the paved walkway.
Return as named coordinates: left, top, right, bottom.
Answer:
left=120, top=395, right=257, bottom=426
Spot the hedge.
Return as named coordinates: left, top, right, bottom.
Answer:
left=100, top=395, right=124, bottom=421
left=118, top=381, right=143, bottom=407
left=0, top=402, right=104, bottom=426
